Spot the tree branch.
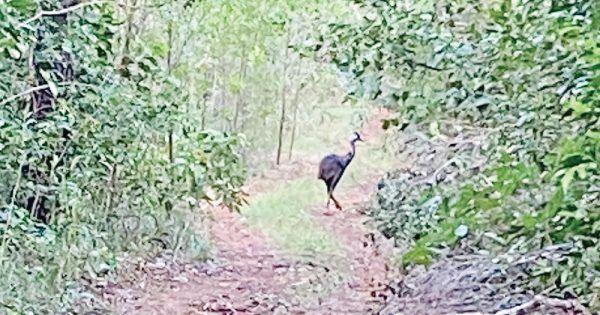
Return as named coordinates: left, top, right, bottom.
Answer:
left=18, top=1, right=113, bottom=28
left=0, top=82, right=91, bottom=106
left=405, top=59, right=446, bottom=71
left=1, top=84, right=51, bottom=105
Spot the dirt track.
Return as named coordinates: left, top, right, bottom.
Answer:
left=108, top=109, right=396, bottom=315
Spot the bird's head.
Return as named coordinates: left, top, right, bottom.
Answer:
left=353, top=132, right=364, bottom=143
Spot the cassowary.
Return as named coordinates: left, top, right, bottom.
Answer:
left=318, top=132, right=364, bottom=210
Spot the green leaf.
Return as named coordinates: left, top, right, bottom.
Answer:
left=429, top=121, right=440, bottom=137
left=522, top=214, right=538, bottom=230
left=8, top=48, right=21, bottom=59
left=454, top=224, right=469, bottom=238
left=575, top=164, right=589, bottom=179
left=561, top=167, right=576, bottom=193
left=402, top=244, right=432, bottom=267
left=382, top=118, right=399, bottom=130
left=38, top=69, right=59, bottom=96
left=585, top=130, right=600, bottom=140
left=472, top=96, right=492, bottom=109
left=8, top=0, right=36, bottom=12
left=151, top=42, right=169, bottom=58
left=565, top=99, right=591, bottom=115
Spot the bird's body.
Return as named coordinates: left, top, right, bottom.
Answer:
left=318, top=132, right=363, bottom=210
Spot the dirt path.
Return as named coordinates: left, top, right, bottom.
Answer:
left=109, top=109, right=395, bottom=315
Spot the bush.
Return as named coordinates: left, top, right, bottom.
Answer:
left=0, top=1, right=246, bottom=313
left=316, top=0, right=600, bottom=310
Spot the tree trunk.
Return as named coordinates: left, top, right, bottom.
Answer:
left=201, top=95, right=207, bottom=130
left=288, top=82, right=304, bottom=160
left=23, top=0, right=80, bottom=224
left=120, top=0, right=137, bottom=66
left=165, top=19, right=175, bottom=214
left=205, top=66, right=217, bottom=130
left=275, top=32, right=290, bottom=165
left=233, top=54, right=247, bottom=132
left=214, top=57, right=224, bottom=131
left=166, top=20, right=174, bottom=164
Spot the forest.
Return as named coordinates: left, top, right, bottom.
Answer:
left=0, top=0, right=598, bottom=314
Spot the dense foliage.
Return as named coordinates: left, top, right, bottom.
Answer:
left=315, top=0, right=599, bottom=310
left=133, top=0, right=353, bottom=169
left=0, top=0, right=247, bottom=313
left=1, top=0, right=597, bottom=312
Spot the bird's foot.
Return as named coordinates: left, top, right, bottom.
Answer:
left=335, top=204, right=342, bottom=211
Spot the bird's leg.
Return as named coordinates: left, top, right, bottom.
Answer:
left=330, top=194, right=342, bottom=211
left=326, top=184, right=333, bottom=209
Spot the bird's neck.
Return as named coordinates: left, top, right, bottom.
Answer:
left=347, top=139, right=358, bottom=160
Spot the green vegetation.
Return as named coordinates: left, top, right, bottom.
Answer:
left=243, top=178, right=339, bottom=256
left=1, top=0, right=250, bottom=312
left=242, top=104, right=394, bottom=257
left=0, top=0, right=355, bottom=313
left=315, top=0, right=600, bottom=310
left=2, top=0, right=598, bottom=313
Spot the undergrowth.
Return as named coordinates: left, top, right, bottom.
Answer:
left=0, top=2, right=247, bottom=313
left=377, top=134, right=600, bottom=309
left=317, top=0, right=600, bottom=311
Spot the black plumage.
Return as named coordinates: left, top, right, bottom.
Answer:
left=318, top=132, right=364, bottom=210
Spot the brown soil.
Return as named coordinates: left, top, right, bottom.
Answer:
left=106, top=109, right=396, bottom=315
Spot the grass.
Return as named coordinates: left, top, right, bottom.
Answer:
left=242, top=177, right=340, bottom=257
left=241, top=104, right=396, bottom=257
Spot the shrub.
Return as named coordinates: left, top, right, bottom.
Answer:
left=0, top=1, right=246, bottom=313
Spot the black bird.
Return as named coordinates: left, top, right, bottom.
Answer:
left=318, top=132, right=364, bottom=210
